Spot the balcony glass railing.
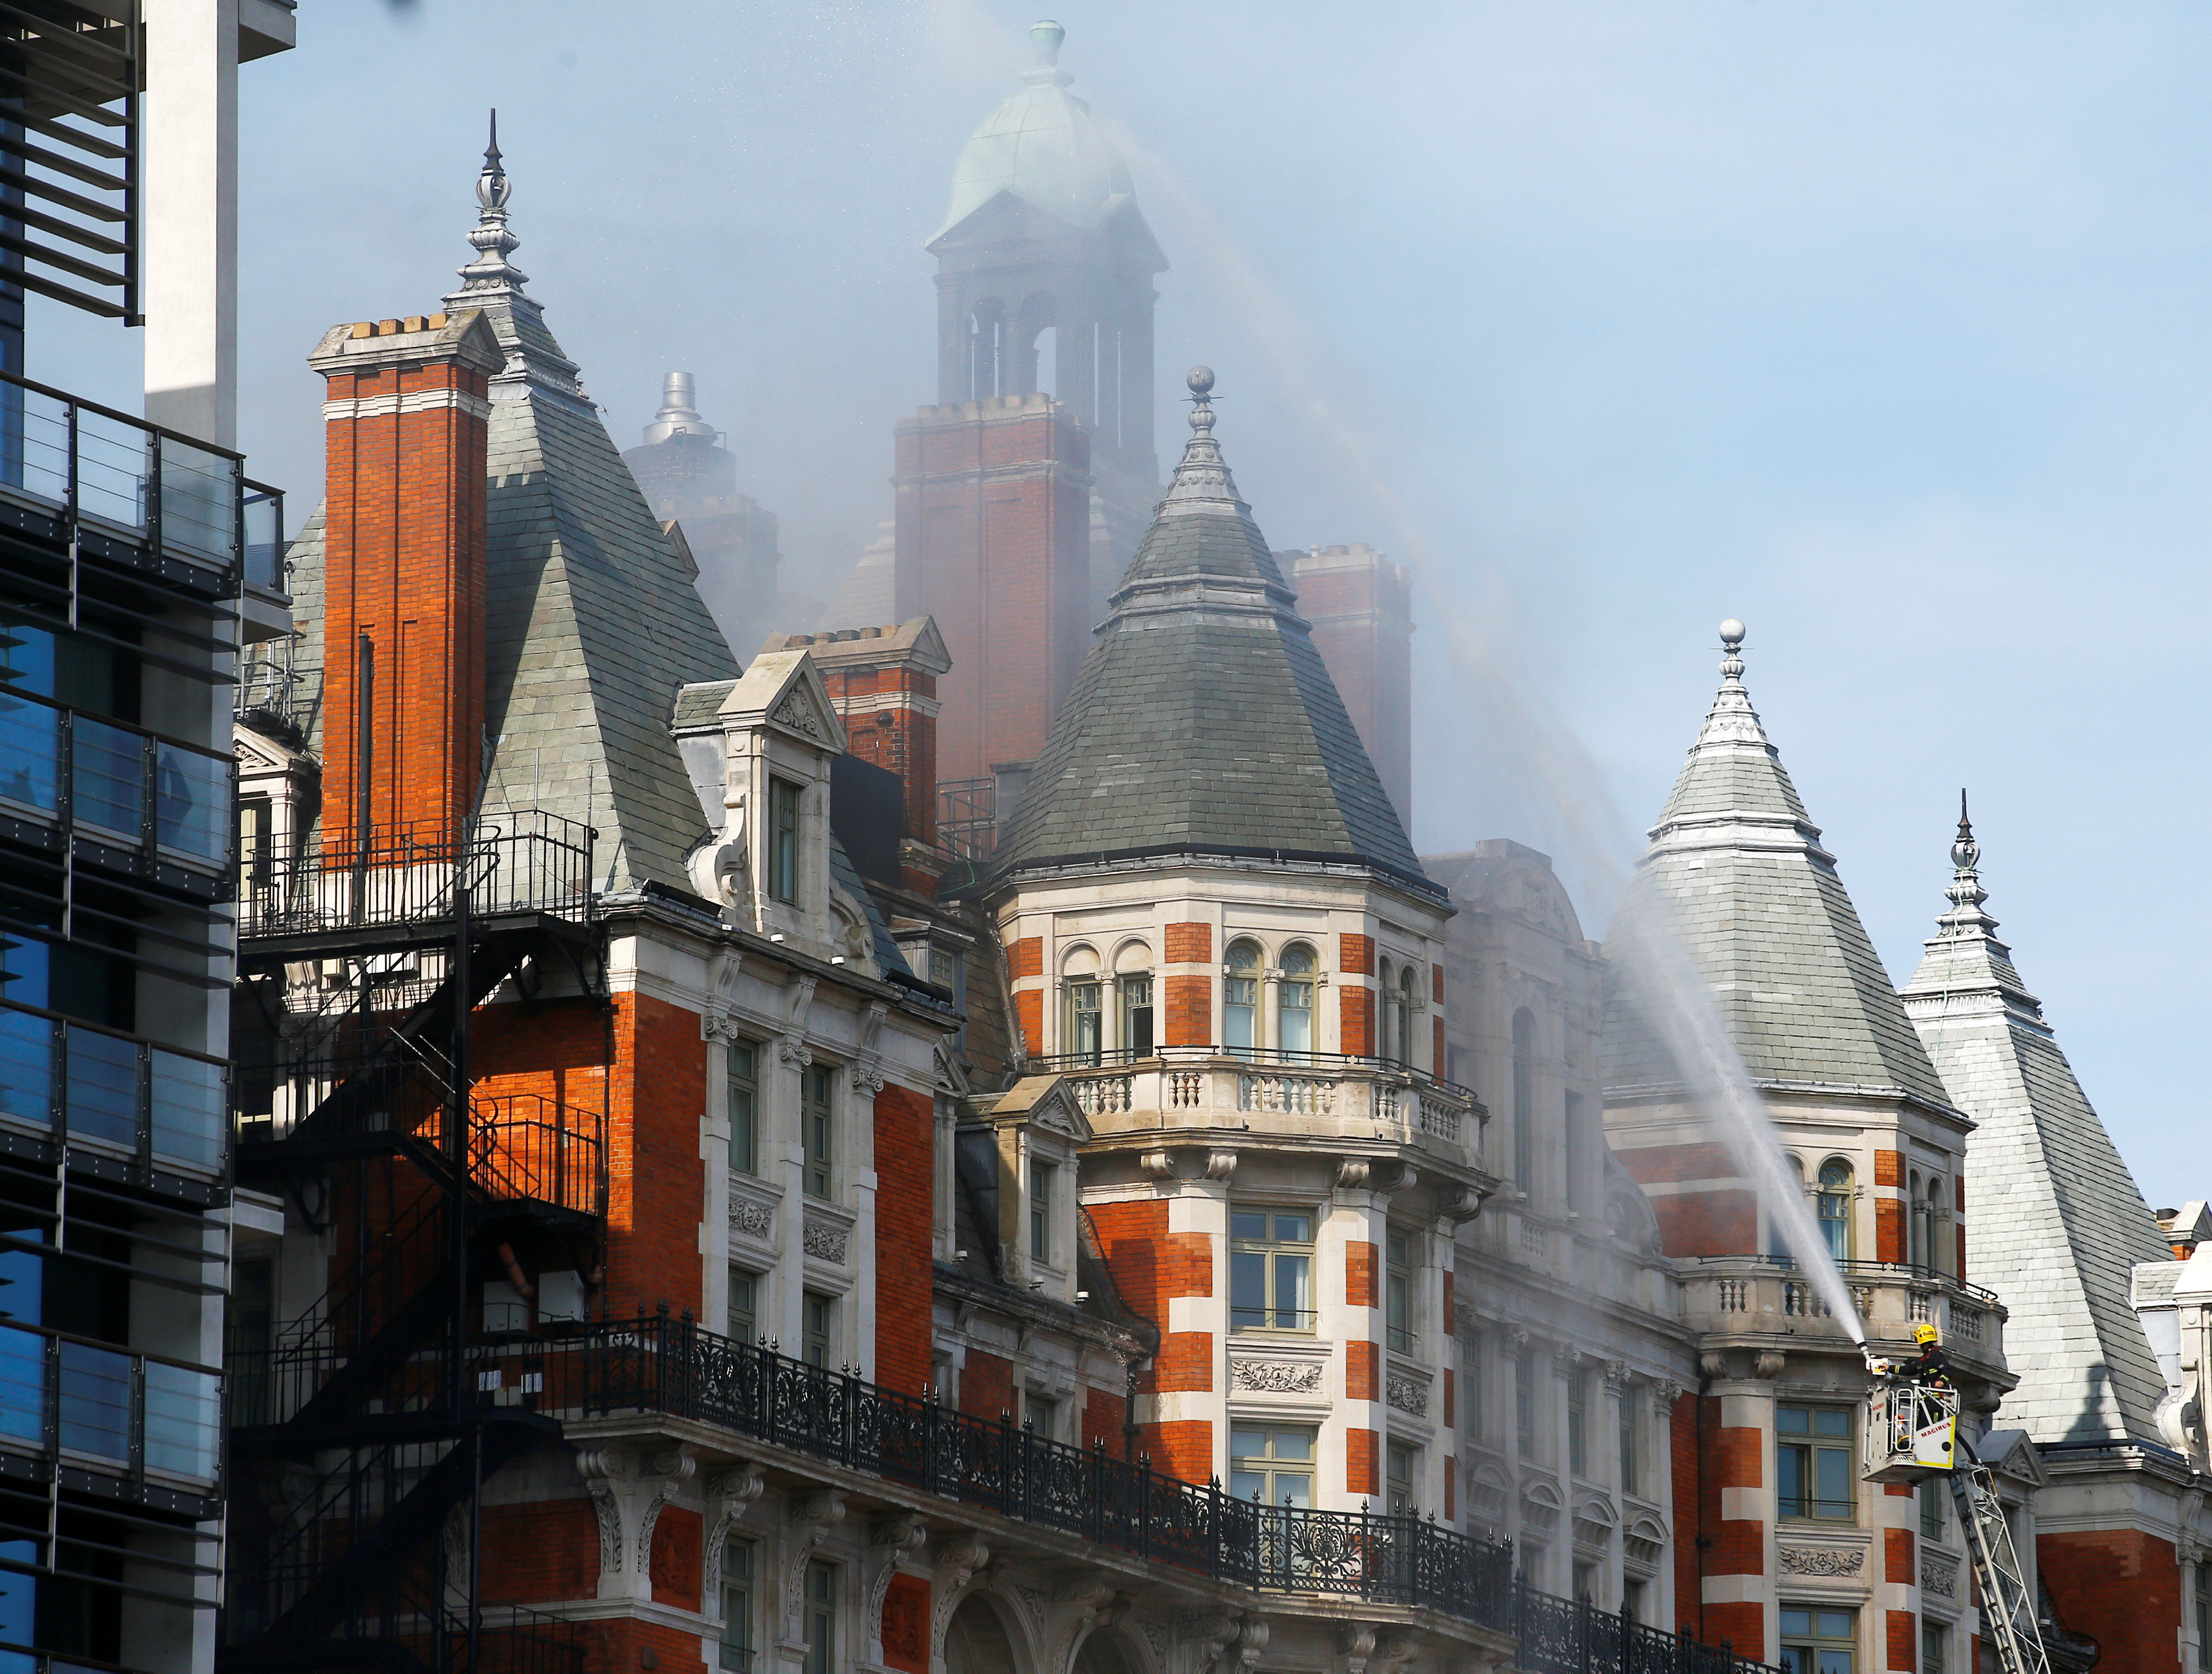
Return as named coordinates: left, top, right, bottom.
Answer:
left=0, top=369, right=274, bottom=578
left=0, top=1002, right=226, bottom=1176
left=0, top=686, right=232, bottom=869
left=0, top=1319, right=221, bottom=1486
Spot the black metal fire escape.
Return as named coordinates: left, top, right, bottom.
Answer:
left=219, top=809, right=605, bottom=1674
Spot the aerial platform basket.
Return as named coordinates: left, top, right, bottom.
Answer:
left=1863, top=1379, right=1959, bottom=1484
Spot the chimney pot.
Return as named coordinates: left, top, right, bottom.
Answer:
left=404, top=315, right=427, bottom=333
left=378, top=319, right=401, bottom=335
left=351, top=322, right=374, bottom=339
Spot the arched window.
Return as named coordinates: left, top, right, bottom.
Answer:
left=1062, top=947, right=1101, bottom=1066
left=1115, top=941, right=1153, bottom=1060
left=1512, top=1009, right=1537, bottom=1188
left=1277, top=944, right=1316, bottom=1060
left=1817, top=1160, right=1852, bottom=1263
left=1925, top=1177, right=1947, bottom=1274
left=1395, top=966, right=1417, bottom=1066
left=1909, top=1170, right=1929, bottom=1271
left=1773, top=1156, right=1806, bottom=1261
left=1225, top=940, right=1262, bottom=1054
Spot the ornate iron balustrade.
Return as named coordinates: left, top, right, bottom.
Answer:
left=236, top=1312, right=1772, bottom=1674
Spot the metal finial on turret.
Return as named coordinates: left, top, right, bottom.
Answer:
left=1718, top=617, right=1746, bottom=681
left=1186, top=365, right=1216, bottom=434
left=1945, top=788, right=1988, bottom=917
left=1023, top=19, right=1071, bottom=88
left=456, top=107, right=529, bottom=295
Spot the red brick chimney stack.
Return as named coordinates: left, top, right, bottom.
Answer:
left=892, top=393, right=1093, bottom=790
left=765, top=617, right=954, bottom=893
left=310, top=310, right=504, bottom=852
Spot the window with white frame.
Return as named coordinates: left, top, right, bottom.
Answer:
left=801, top=1562, right=835, bottom=1674
left=1277, top=943, right=1316, bottom=1057
left=728, top=1039, right=760, bottom=1175
left=1117, top=944, right=1154, bottom=1058
left=719, top=1540, right=757, bottom=1671
left=1064, top=949, right=1102, bottom=1064
left=1229, top=1424, right=1314, bottom=1508
left=1816, top=1159, right=1853, bottom=1262
left=1385, top=1230, right=1416, bottom=1355
left=768, top=778, right=800, bottom=903
left=1386, top=1439, right=1418, bottom=1515
left=802, top=1063, right=833, bottom=1199
left=1028, top=1156, right=1055, bottom=1264
left=1777, top=1404, right=1854, bottom=1522
left=1779, top=1607, right=1856, bottom=1674
left=1512, top=1009, right=1538, bottom=1188
left=1229, top=1207, right=1313, bottom=1333
left=1224, top=939, right=1261, bottom=1053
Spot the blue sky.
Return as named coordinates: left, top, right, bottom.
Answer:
left=40, top=1, right=2210, bottom=1192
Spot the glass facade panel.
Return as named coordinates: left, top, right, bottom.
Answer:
left=142, top=1360, right=219, bottom=1481
left=57, top=1339, right=130, bottom=1462
left=155, top=741, right=228, bottom=860
left=0, top=697, right=58, bottom=812
left=64, top=1029, right=135, bottom=1149
left=70, top=716, right=142, bottom=837
left=0, top=1324, right=43, bottom=1445
left=0, top=1010, right=54, bottom=1130
left=149, top=1048, right=222, bottom=1171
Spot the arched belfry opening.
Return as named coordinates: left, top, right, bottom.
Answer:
left=897, top=18, right=1172, bottom=790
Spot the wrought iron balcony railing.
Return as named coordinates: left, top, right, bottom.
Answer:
left=228, top=1311, right=1776, bottom=1674
left=236, top=811, right=597, bottom=943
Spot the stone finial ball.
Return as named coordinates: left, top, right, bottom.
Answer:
left=1187, top=365, right=1215, bottom=396
left=1718, top=618, right=1746, bottom=647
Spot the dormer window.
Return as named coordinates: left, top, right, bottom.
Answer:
left=769, top=778, right=800, bottom=903
left=1029, top=1157, right=1055, bottom=1263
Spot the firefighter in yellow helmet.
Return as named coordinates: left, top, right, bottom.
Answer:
left=1902, top=1322, right=1950, bottom=1387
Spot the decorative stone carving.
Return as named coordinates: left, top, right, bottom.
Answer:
left=1651, top=1379, right=1684, bottom=1411
left=802, top=1218, right=849, bottom=1264
left=1919, top=1555, right=1958, bottom=1598
left=1754, top=1349, right=1787, bottom=1379
left=1336, top=1158, right=1372, bottom=1190
left=1775, top=1545, right=1865, bottom=1577
left=1139, top=1151, right=1176, bottom=1180
left=1230, top=1359, right=1324, bottom=1394
left=782, top=1490, right=846, bottom=1635
left=702, top=1464, right=765, bottom=1599
left=862, top=1513, right=930, bottom=1666
left=1602, top=1359, right=1630, bottom=1392
left=778, top=1034, right=811, bottom=1068
left=575, top=1446, right=696, bottom=1602
left=728, top=1195, right=772, bottom=1240
left=1386, top=1373, right=1429, bottom=1417
left=773, top=689, right=825, bottom=739
left=930, top=1537, right=992, bottom=1659
left=1204, top=1150, right=1238, bottom=1181
left=849, top=1057, right=887, bottom=1096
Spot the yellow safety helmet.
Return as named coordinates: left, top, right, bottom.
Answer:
left=1913, top=1323, right=1941, bottom=1347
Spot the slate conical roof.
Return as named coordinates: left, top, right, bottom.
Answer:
left=1603, top=623, right=1951, bottom=1106
left=1902, top=805, right=2172, bottom=1445
left=992, top=368, right=1428, bottom=893
left=276, top=127, right=738, bottom=893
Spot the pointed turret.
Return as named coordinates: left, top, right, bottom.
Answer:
left=1605, top=621, right=1951, bottom=1106
left=992, top=368, right=1423, bottom=889
left=279, top=123, right=739, bottom=891
left=1902, top=803, right=2172, bottom=1445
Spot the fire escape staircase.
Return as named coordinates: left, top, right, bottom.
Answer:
left=224, top=824, right=603, bottom=1674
